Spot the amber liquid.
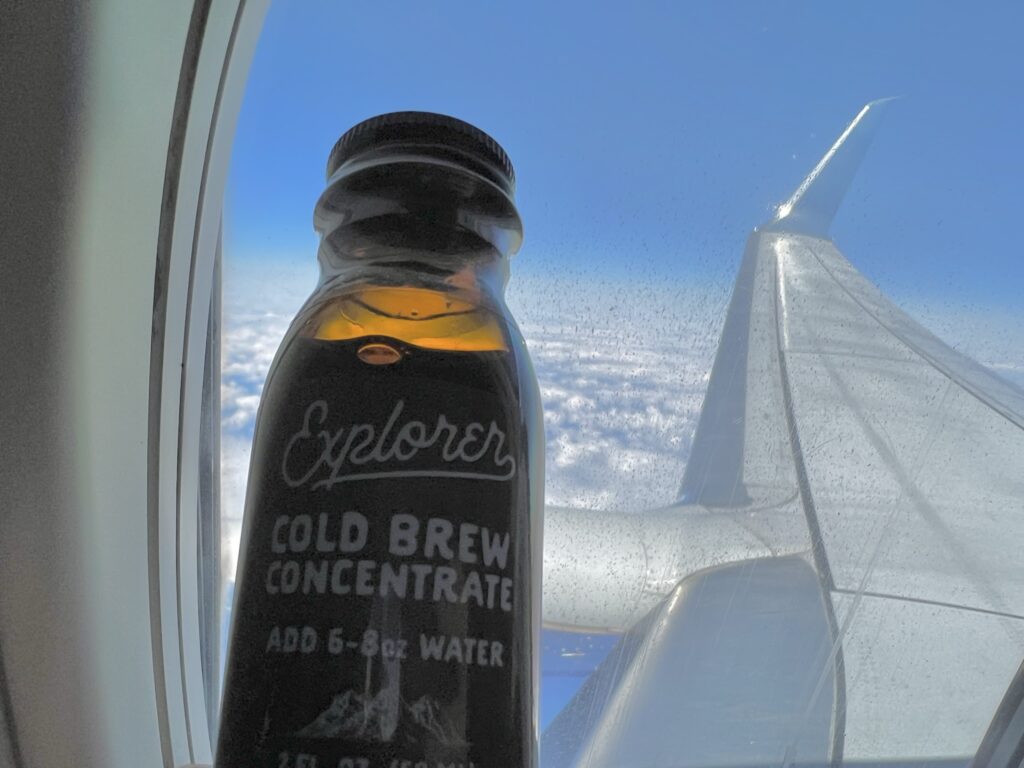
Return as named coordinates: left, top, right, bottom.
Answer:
left=217, top=283, right=536, bottom=768
left=302, top=282, right=510, bottom=350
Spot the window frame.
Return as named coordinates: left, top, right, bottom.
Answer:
left=151, top=1, right=268, bottom=762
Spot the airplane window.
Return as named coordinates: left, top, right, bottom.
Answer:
left=216, top=2, right=1024, bottom=764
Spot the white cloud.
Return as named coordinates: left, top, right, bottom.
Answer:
left=220, top=310, right=296, bottom=436
left=219, top=267, right=312, bottom=579
left=508, top=273, right=729, bottom=511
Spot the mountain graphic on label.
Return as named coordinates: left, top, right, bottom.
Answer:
left=296, top=689, right=467, bottom=747
left=404, top=695, right=464, bottom=745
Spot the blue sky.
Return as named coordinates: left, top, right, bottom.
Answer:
left=226, top=0, right=1023, bottom=308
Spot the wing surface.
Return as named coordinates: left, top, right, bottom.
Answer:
left=542, top=100, right=1024, bottom=765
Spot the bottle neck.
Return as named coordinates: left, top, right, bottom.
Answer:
left=313, top=152, right=522, bottom=295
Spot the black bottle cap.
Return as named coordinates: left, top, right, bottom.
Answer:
left=326, top=111, right=516, bottom=196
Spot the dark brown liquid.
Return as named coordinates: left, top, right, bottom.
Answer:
left=216, top=320, right=533, bottom=768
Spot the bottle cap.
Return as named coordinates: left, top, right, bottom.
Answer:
left=326, top=111, right=515, bottom=196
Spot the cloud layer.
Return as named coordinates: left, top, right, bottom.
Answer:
left=218, top=271, right=730, bottom=577
left=218, top=267, right=1024, bottom=581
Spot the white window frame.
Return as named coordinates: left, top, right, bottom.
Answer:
left=149, top=1, right=267, bottom=763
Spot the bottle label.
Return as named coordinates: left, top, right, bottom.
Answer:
left=217, top=338, right=531, bottom=768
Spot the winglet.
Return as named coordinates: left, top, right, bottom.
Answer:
left=765, top=98, right=896, bottom=237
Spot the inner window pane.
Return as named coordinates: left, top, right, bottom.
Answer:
left=216, top=1, right=1024, bottom=759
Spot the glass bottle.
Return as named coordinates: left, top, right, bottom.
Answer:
left=216, top=112, right=542, bottom=768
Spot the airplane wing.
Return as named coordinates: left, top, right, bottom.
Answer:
left=541, top=100, right=1024, bottom=766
